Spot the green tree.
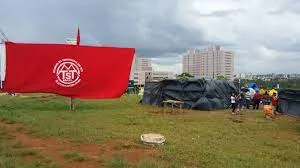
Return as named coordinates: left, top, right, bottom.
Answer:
left=176, top=73, right=194, bottom=79
left=216, top=75, right=228, bottom=81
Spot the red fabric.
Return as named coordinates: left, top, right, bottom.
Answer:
left=2, top=42, right=135, bottom=99
left=271, top=96, right=278, bottom=106
left=253, top=93, right=262, bottom=101
left=76, top=28, right=80, bottom=45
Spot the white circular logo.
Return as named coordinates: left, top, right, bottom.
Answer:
left=53, top=59, right=83, bottom=87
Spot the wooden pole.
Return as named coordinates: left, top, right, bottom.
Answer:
left=70, top=97, right=75, bottom=111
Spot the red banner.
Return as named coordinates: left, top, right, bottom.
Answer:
left=2, top=42, right=135, bottom=99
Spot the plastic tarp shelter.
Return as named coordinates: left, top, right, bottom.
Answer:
left=248, top=83, right=259, bottom=91
left=278, top=89, right=300, bottom=117
left=141, top=79, right=238, bottom=111
left=248, top=88, right=256, bottom=99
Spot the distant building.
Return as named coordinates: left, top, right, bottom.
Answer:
left=234, top=73, right=300, bottom=81
left=130, top=56, right=152, bottom=86
left=151, top=71, right=174, bottom=81
left=182, top=49, right=197, bottom=76
left=182, top=45, right=235, bottom=80
left=66, top=38, right=77, bottom=45
left=130, top=56, right=175, bottom=85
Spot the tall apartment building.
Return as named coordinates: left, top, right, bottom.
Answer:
left=182, top=45, right=234, bottom=80
left=182, top=49, right=198, bottom=76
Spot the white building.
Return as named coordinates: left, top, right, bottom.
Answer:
left=130, top=56, right=174, bottom=85
left=130, top=56, right=152, bottom=86
left=182, top=49, right=197, bottom=76
left=182, top=45, right=235, bottom=80
left=152, top=71, right=174, bottom=81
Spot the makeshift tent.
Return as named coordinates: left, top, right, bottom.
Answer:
left=248, top=83, right=259, bottom=91
left=142, top=79, right=238, bottom=111
left=278, top=89, right=300, bottom=116
left=241, top=88, right=249, bottom=92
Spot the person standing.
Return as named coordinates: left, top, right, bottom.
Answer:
left=237, top=93, right=245, bottom=112
left=262, top=91, right=270, bottom=105
left=271, top=93, right=279, bottom=113
left=252, top=91, right=262, bottom=110
left=231, top=93, right=237, bottom=114
left=138, top=87, right=144, bottom=99
left=245, top=91, right=251, bottom=109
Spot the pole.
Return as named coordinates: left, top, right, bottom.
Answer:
left=0, top=29, right=8, bottom=90
left=66, top=27, right=80, bottom=111
left=238, top=73, right=241, bottom=94
left=70, top=97, right=75, bottom=111
left=213, top=49, right=214, bottom=79
left=0, top=28, right=9, bottom=41
left=0, top=41, right=2, bottom=89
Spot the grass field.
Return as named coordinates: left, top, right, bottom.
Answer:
left=0, top=94, right=299, bottom=168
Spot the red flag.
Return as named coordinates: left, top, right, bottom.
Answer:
left=76, top=27, right=80, bottom=45
left=2, top=42, right=135, bottom=99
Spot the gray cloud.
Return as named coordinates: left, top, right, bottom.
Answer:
left=0, top=0, right=207, bottom=58
left=0, top=0, right=300, bottom=74
left=282, top=0, right=300, bottom=14
left=267, top=0, right=300, bottom=15
left=194, top=9, right=246, bottom=17
left=267, top=10, right=285, bottom=15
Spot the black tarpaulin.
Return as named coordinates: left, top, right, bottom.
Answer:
left=142, top=79, right=238, bottom=111
left=278, top=89, right=300, bottom=116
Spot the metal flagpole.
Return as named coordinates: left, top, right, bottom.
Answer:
left=69, top=26, right=80, bottom=111
left=0, top=29, right=8, bottom=90
left=65, top=39, right=74, bottom=111
left=66, top=29, right=78, bottom=111
left=0, top=41, right=2, bottom=89
left=0, top=40, right=7, bottom=92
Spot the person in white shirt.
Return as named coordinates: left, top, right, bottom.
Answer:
left=231, top=93, right=236, bottom=114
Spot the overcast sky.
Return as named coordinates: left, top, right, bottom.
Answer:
left=1, top=0, right=300, bottom=74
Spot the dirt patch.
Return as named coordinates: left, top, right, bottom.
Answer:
left=0, top=122, right=99, bottom=168
left=126, top=148, right=157, bottom=162
left=100, top=140, right=157, bottom=163
left=0, top=122, right=158, bottom=168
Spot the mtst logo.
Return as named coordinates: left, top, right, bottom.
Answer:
left=53, top=59, right=83, bottom=87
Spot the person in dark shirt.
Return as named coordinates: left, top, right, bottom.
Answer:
left=237, top=93, right=246, bottom=112
left=262, top=91, right=270, bottom=105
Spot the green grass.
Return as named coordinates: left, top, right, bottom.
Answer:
left=107, top=156, right=131, bottom=168
left=18, top=149, right=38, bottom=157
left=107, top=156, right=177, bottom=168
left=12, top=140, right=25, bottom=148
left=62, top=151, right=87, bottom=162
left=0, top=127, right=57, bottom=168
left=0, top=94, right=299, bottom=167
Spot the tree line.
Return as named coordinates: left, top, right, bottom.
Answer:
left=176, top=73, right=300, bottom=90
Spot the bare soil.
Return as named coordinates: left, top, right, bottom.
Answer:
left=0, top=122, right=157, bottom=168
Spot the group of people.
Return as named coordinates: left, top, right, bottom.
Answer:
left=230, top=90, right=279, bottom=114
